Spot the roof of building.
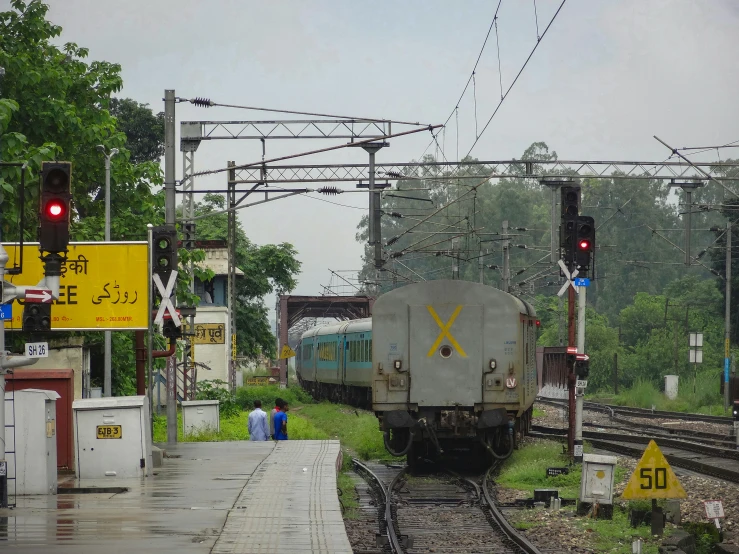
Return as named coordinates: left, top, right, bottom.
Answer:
left=195, top=247, right=244, bottom=276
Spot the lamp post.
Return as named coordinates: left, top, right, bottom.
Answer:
left=97, top=145, right=119, bottom=397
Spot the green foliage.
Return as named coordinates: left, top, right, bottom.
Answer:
left=336, top=471, right=360, bottom=519
left=683, top=522, right=720, bottom=554
left=108, top=98, right=164, bottom=165
left=152, top=409, right=328, bottom=442
left=296, top=403, right=391, bottom=461
left=234, top=384, right=313, bottom=411
left=195, top=379, right=240, bottom=418
left=0, top=0, right=164, bottom=242
left=497, top=442, right=585, bottom=498
left=596, top=371, right=725, bottom=414
left=0, top=1, right=169, bottom=395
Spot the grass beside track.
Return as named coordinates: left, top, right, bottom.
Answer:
left=498, top=442, right=678, bottom=554
left=152, top=408, right=329, bottom=442
left=589, top=376, right=727, bottom=416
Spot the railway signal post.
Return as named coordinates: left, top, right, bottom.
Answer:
left=557, top=260, right=579, bottom=458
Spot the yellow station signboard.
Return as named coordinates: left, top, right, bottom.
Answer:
left=3, top=242, right=149, bottom=331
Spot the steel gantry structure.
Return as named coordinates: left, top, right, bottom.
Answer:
left=228, top=158, right=739, bottom=185
left=171, top=103, right=433, bottom=391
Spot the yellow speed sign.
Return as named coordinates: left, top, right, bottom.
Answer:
left=3, top=242, right=149, bottom=331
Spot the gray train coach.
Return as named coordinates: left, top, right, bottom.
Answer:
left=372, top=280, right=538, bottom=464
left=296, top=280, right=538, bottom=464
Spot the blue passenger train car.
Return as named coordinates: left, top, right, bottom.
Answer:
left=296, top=318, right=372, bottom=407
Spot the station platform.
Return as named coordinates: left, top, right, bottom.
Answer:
left=0, top=439, right=352, bottom=554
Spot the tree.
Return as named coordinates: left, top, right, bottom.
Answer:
left=109, top=98, right=164, bottom=165
left=193, top=194, right=301, bottom=360
left=0, top=1, right=165, bottom=394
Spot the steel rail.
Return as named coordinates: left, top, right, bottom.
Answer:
left=352, top=459, right=405, bottom=554
left=531, top=428, right=739, bottom=484
left=481, top=465, right=543, bottom=554
left=536, top=397, right=733, bottom=425
left=533, top=425, right=739, bottom=461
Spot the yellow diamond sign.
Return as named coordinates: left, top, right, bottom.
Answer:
left=279, top=345, right=296, bottom=359
left=621, top=440, right=686, bottom=500
left=3, top=242, right=149, bottom=331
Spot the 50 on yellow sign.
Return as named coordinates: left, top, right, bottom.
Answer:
left=3, top=242, right=150, bottom=331
left=621, top=440, right=686, bottom=500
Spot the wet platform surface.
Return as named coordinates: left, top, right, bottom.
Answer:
left=0, top=440, right=351, bottom=553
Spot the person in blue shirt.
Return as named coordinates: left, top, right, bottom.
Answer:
left=247, top=399, right=270, bottom=441
left=273, top=399, right=289, bottom=440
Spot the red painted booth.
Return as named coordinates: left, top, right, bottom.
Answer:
left=5, top=369, right=74, bottom=470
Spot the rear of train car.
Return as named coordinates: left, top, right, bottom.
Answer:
left=371, top=280, right=538, bottom=463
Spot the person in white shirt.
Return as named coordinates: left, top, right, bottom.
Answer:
left=247, top=400, right=269, bottom=441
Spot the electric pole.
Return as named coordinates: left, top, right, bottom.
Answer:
left=726, top=221, right=732, bottom=411
left=502, top=220, right=510, bottom=293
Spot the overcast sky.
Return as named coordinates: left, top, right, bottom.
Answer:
left=13, top=0, right=739, bottom=317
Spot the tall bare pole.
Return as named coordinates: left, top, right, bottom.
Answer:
left=568, top=284, right=576, bottom=457
left=164, top=90, right=176, bottom=225
left=227, top=162, right=237, bottom=390
left=363, top=143, right=385, bottom=293
left=163, top=89, right=177, bottom=445
left=97, top=146, right=118, bottom=398
left=726, top=221, right=732, bottom=411
left=575, top=285, right=586, bottom=462
left=501, top=220, right=510, bottom=292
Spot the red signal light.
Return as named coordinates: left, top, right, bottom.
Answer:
left=45, top=200, right=66, bottom=221
left=578, top=239, right=591, bottom=250
left=535, top=320, right=541, bottom=327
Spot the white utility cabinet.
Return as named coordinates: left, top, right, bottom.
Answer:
left=580, top=453, right=618, bottom=505
left=73, top=396, right=153, bottom=479
left=181, top=400, right=220, bottom=436
left=4, top=389, right=59, bottom=495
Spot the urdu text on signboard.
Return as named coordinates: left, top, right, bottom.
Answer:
left=3, top=242, right=149, bottom=331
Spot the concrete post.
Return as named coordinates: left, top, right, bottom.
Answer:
left=725, top=221, right=732, bottom=411
left=164, top=90, right=176, bottom=225
left=575, top=285, right=586, bottom=463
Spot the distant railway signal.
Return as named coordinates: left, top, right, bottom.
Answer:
left=560, top=186, right=581, bottom=219
left=575, top=216, right=595, bottom=277
left=560, top=186, right=581, bottom=271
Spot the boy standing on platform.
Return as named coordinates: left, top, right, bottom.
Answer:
left=270, top=398, right=283, bottom=440
left=273, top=399, right=289, bottom=441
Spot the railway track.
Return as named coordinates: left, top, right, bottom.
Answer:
left=352, top=459, right=544, bottom=554
left=537, top=397, right=734, bottom=425
left=531, top=425, right=739, bottom=483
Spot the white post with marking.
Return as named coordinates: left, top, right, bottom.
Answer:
left=575, top=284, right=586, bottom=462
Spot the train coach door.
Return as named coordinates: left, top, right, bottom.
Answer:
left=409, top=304, right=483, bottom=406
left=339, top=337, right=346, bottom=384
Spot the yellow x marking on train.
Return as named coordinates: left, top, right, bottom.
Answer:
left=426, top=305, right=467, bottom=358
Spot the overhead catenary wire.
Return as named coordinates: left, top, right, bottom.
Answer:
left=183, top=97, right=429, bottom=127
left=417, top=1, right=504, bottom=160
left=654, top=135, right=739, bottom=198
left=464, top=0, right=567, bottom=159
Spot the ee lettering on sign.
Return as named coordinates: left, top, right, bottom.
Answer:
left=2, top=242, right=149, bottom=331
